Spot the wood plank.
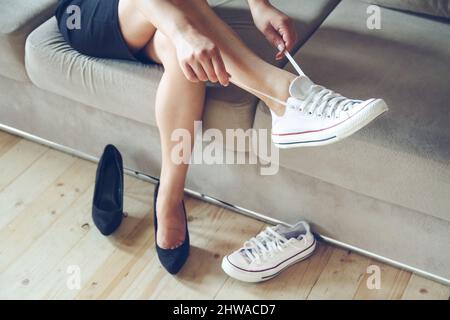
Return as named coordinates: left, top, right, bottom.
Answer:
left=30, top=178, right=152, bottom=299
left=307, top=247, right=371, bottom=300
left=0, top=185, right=94, bottom=299
left=154, top=203, right=265, bottom=300
left=75, top=216, right=154, bottom=299
left=353, top=259, right=411, bottom=300
left=76, top=178, right=157, bottom=300
left=117, top=198, right=265, bottom=300
left=96, top=230, right=156, bottom=300
left=0, top=131, right=20, bottom=158
left=0, top=159, right=96, bottom=273
left=0, top=138, right=48, bottom=190
left=214, top=241, right=333, bottom=300
left=116, top=199, right=225, bottom=300
left=0, top=136, right=448, bottom=300
left=402, top=274, right=450, bottom=300
left=0, top=148, right=77, bottom=231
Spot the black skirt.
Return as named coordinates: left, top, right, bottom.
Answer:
left=55, top=0, right=144, bottom=62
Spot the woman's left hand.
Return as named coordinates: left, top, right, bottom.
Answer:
left=249, top=1, right=297, bottom=60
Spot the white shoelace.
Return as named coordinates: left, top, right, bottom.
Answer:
left=242, top=227, right=289, bottom=264
left=292, top=85, right=362, bottom=118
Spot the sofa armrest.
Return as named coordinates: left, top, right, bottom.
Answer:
left=0, top=0, right=58, bottom=81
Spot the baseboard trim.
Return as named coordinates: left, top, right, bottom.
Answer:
left=1, top=123, right=449, bottom=286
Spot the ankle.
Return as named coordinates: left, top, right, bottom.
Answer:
left=275, top=72, right=295, bottom=98
left=267, top=102, right=286, bottom=117
left=156, top=186, right=183, bottom=215
left=157, top=195, right=182, bottom=213
left=266, top=72, right=295, bottom=116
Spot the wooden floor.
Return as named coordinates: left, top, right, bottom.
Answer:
left=0, top=130, right=448, bottom=300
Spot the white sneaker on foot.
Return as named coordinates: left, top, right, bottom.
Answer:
left=221, top=221, right=316, bottom=283
left=271, top=75, right=388, bottom=148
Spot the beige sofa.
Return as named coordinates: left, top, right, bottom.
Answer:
left=0, top=0, right=449, bottom=283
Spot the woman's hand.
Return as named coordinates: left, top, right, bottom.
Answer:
left=174, top=26, right=229, bottom=86
left=249, top=0, right=297, bottom=60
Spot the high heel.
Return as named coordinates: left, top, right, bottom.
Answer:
left=92, top=145, right=124, bottom=235
left=153, top=183, right=190, bottom=274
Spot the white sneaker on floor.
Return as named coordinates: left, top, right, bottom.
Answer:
left=221, top=221, right=316, bottom=283
left=271, top=75, right=388, bottom=148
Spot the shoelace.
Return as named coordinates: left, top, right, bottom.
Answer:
left=242, top=227, right=289, bottom=264
left=292, top=85, right=362, bottom=118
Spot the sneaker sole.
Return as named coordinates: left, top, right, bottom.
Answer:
left=272, top=99, right=388, bottom=148
left=221, top=240, right=317, bottom=283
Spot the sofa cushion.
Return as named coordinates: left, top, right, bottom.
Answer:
left=0, top=0, right=57, bottom=82
left=365, top=0, right=450, bottom=19
left=253, top=0, right=450, bottom=222
left=25, top=0, right=338, bottom=134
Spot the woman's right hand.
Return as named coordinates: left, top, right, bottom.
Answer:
left=174, top=27, right=229, bottom=86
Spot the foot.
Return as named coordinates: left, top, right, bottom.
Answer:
left=221, top=221, right=316, bottom=282
left=271, top=76, right=388, bottom=148
left=155, top=190, right=187, bottom=250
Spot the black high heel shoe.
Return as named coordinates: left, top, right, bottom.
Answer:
left=153, top=183, right=190, bottom=274
left=92, top=145, right=124, bottom=235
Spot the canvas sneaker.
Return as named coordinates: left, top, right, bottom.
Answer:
left=271, top=75, right=388, bottom=148
left=230, top=51, right=388, bottom=148
left=221, top=221, right=316, bottom=282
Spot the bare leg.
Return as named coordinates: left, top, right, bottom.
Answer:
left=118, top=0, right=297, bottom=248
left=151, top=32, right=205, bottom=249
left=120, top=0, right=204, bottom=249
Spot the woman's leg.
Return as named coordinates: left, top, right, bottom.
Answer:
left=118, top=0, right=296, bottom=248
left=119, top=0, right=205, bottom=249
left=150, top=32, right=205, bottom=249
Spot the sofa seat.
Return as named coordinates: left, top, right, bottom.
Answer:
left=253, top=0, right=450, bottom=222
left=0, top=0, right=57, bottom=82
left=25, top=0, right=338, bottom=133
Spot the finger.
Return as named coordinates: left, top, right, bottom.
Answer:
left=211, top=53, right=229, bottom=86
left=266, top=25, right=286, bottom=60
left=191, top=61, right=209, bottom=82
left=276, top=53, right=283, bottom=60
left=265, top=26, right=285, bottom=51
left=276, top=28, right=296, bottom=60
left=202, top=58, right=218, bottom=83
left=279, top=22, right=297, bottom=52
left=276, top=44, right=285, bottom=60
left=181, top=63, right=199, bottom=82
